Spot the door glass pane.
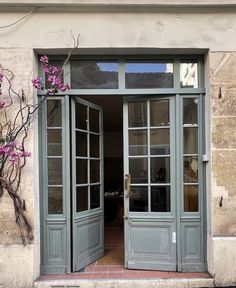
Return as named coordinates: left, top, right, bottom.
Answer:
left=150, top=100, right=169, bottom=126
left=150, top=129, right=170, bottom=155
left=151, top=186, right=170, bottom=212
left=48, top=187, right=63, bottom=214
left=129, top=158, right=148, bottom=183
left=184, top=185, right=198, bottom=212
left=90, top=134, right=100, bottom=158
left=76, top=103, right=87, bottom=130
left=129, top=186, right=148, bottom=212
left=184, top=127, right=198, bottom=154
left=90, top=185, right=100, bottom=209
left=125, top=62, right=173, bottom=88
left=90, top=160, right=100, bottom=183
left=128, top=102, right=147, bottom=127
left=183, top=98, right=198, bottom=125
left=89, top=108, right=99, bottom=133
left=71, top=61, right=118, bottom=89
left=76, top=186, right=88, bottom=212
left=76, top=131, right=87, bottom=157
left=47, top=129, right=62, bottom=156
left=129, top=130, right=147, bottom=155
left=180, top=61, right=198, bottom=88
left=76, top=159, right=87, bottom=184
left=151, top=157, right=170, bottom=183
left=184, top=157, right=198, bottom=183
left=48, top=158, right=62, bottom=185
left=47, top=100, right=62, bottom=127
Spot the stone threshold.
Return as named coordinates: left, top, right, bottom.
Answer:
left=34, top=277, right=214, bottom=288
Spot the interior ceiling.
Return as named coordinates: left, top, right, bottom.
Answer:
left=80, top=95, right=123, bottom=132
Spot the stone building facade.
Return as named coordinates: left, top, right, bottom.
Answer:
left=0, top=1, right=236, bottom=287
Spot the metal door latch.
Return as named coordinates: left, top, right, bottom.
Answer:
left=172, top=232, right=176, bottom=243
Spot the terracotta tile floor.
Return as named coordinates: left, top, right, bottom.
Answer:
left=38, top=226, right=211, bottom=280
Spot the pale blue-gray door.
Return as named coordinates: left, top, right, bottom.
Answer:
left=71, top=97, right=104, bottom=271
left=123, top=96, right=176, bottom=271
left=123, top=95, right=205, bottom=272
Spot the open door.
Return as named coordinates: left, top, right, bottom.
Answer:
left=123, top=96, right=177, bottom=271
left=72, top=97, right=104, bottom=271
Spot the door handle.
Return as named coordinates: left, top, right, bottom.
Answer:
left=125, top=174, right=131, bottom=198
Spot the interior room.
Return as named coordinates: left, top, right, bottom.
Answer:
left=80, top=95, right=124, bottom=266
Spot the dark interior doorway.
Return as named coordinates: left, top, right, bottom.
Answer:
left=80, top=95, right=124, bottom=265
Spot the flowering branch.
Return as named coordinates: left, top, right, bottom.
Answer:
left=0, top=54, right=70, bottom=245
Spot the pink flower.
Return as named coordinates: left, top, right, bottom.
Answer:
left=51, top=66, right=61, bottom=74
left=32, top=55, right=70, bottom=93
left=0, top=72, right=3, bottom=82
left=42, top=64, right=50, bottom=74
left=20, top=151, right=31, bottom=157
left=59, top=83, right=70, bottom=92
left=31, top=76, right=42, bottom=89
left=40, top=55, right=49, bottom=64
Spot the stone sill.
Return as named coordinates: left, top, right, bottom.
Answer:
left=1, top=0, right=236, bottom=13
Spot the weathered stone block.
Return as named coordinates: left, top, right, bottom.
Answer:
left=212, top=117, right=236, bottom=149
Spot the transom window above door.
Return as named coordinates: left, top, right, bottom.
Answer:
left=38, top=56, right=204, bottom=95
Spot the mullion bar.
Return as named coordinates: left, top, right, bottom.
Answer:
left=87, top=107, right=91, bottom=211
left=147, top=100, right=151, bottom=212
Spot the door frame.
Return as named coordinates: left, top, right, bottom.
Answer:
left=39, top=55, right=206, bottom=275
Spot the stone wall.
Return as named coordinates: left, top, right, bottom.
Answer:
left=209, top=52, right=236, bottom=285
left=0, top=7, right=236, bottom=288
left=0, top=48, right=40, bottom=288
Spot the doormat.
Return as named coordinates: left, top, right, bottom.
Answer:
left=96, top=248, right=124, bottom=265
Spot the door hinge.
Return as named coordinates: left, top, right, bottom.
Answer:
left=172, top=232, right=176, bottom=244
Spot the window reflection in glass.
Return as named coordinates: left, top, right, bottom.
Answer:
left=71, top=61, right=118, bottom=89
left=89, top=108, right=99, bottom=133
left=183, top=98, right=198, bottom=125
left=90, top=160, right=100, bottom=183
left=151, top=157, right=170, bottom=183
left=48, top=187, right=63, bottom=214
left=90, top=185, right=100, bottom=209
left=47, top=129, right=62, bottom=156
left=150, top=129, right=170, bottom=155
left=180, top=61, right=198, bottom=88
left=128, top=101, right=147, bottom=127
left=129, top=186, right=148, bottom=212
left=47, top=100, right=62, bottom=127
left=48, top=158, right=62, bottom=185
left=76, top=186, right=88, bottom=212
left=184, top=127, right=198, bottom=154
left=125, top=62, right=173, bottom=89
left=184, top=157, right=198, bottom=183
left=129, top=130, right=147, bottom=156
left=184, top=185, right=198, bottom=212
left=76, top=103, right=87, bottom=130
left=76, top=159, right=87, bottom=184
left=76, top=131, right=87, bottom=157
left=90, top=134, right=100, bottom=158
left=129, top=158, right=148, bottom=183
left=151, top=186, right=170, bottom=212
left=150, top=100, right=169, bottom=127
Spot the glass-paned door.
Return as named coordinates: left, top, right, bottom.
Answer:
left=123, top=97, right=177, bottom=271
left=72, top=97, right=104, bottom=271
left=123, top=95, right=205, bottom=272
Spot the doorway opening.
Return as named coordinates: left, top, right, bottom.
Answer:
left=79, top=95, right=124, bottom=267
